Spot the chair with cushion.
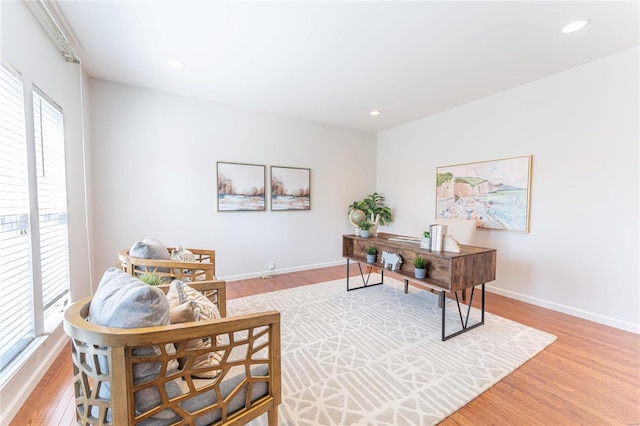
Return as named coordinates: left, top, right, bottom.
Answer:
left=63, top=268, right=281, bottom=425
left=119, top=236, right=217, bottom=282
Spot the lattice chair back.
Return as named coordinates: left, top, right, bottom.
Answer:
left=119, top=247, right=216, bottom=282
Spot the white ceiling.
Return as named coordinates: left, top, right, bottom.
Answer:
left=52, top=1, right=639, bottom=132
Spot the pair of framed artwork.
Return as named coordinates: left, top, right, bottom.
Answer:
left=217, top=162, right=310, bottom=212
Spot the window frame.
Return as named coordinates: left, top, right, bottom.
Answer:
left=0, top=61, right=71, bottom=373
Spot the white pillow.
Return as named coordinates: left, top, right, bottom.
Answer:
left=167, top=280, right=223, bottom=378
left=170, top=246, right=196, bottom=263
left=167, top=280, right=221, bottom=321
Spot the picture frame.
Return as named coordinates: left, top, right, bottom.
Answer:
left=436, top=155, right=532, bottom=232
left=217, top=162, right=266, bottom=212
left=271, top=166, right=310, bottom=211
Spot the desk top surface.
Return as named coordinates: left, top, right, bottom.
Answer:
left=343, top=232, right=496, bottom=258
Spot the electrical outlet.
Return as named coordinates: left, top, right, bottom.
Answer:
left=268, top=261, right=276, bottom=270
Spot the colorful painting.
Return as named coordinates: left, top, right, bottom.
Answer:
left=271, top=166, right=310, bottom=211
left=217, top=162, right=265, bottom=211
left=436, top=155, right=532, bottom=232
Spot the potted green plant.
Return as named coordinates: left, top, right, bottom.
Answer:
left=421, top=231, right=431, bottom=249
left=348, top=192, right=393, bottom=235
left=413, top=256, right=429, bottom=279
left=138, top=273, right=163, bottom=286
left=366, top=245, right=377, bottom=263
left=359, top=220, right=373, bottom=238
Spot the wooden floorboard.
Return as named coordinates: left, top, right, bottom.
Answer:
left=10, top=265, right=640, bottom=425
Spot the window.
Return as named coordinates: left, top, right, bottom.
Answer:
left=0, top=62, right=69, bottom=372
left=0, top=63, right=34, bottom=371
left=33, top=87, right=70, bottom=319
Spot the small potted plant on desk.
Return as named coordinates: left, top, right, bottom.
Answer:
left=366, top=246, right=377, bottom=263
left=359, top=220, right=373, bottom=238
left=413, top=256, right=429, bottom=279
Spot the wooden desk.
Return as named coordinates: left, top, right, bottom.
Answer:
left=342, top=232, right=497, bottom=340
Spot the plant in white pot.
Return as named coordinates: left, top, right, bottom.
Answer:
left=359, top=220, right=373, bottom=238
left=413, top=256, right=429, bottom=279
left=421, top=231, right=431, bottom=249
left=366, top=245, right=377, bottom=263
left=348, top=192, right=393, bottom=236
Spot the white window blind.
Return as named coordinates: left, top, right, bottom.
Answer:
left=33, top=87, right=69, bottom=317
left=0, top=63, right=34, bottom=371
left=0, top=63, right=70, bottom=372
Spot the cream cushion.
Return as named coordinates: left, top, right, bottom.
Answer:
left=170, top=246, right=196, bottom=262
left=167, top=281, right=223, bottom=379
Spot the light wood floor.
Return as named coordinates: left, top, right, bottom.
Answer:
left=11, top=265, right=640, bottom=425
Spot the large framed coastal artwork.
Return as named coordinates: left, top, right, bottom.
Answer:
left=217, top=162, right=266, bottom=212
left=270, top=166, right=310, bottom=211
left=436, top=155, right=532, bottom=232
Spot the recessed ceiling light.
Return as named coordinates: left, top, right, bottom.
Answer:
left=561, top=19, right=590, bottom=34
left=370, top=110, right=380, bottom=116
left=168, top=59, right=185, bottom=69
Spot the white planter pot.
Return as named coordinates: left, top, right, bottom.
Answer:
left=420, top=238, right=431, bottom=249
left=414, top=268, right=427, bottom=279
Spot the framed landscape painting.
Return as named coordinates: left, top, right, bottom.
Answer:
left=436, top=155, right=532, bottom=232
left=271, top=166, right=310, bottom=211
left=217, top=162, right=266, bottom=211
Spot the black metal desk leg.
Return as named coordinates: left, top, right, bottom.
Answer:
left=441, top=291, right=446, bottom=341
left=345, top=259, right=384, bottom=291
left=441, top=284, right=486, bottom=341
left=346, top=259, right=350, bottom=291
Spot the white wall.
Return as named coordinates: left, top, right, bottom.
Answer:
left=377, top=48, right=639, bottom=333
left=89, top=79, right=376, bottom=284
left=0, top=1, right=92, bottom=423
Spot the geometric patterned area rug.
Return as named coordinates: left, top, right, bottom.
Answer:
left=228, top=275, right=557, bottom=425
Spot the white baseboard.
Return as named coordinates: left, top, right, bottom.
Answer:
left=486, top=284, right=640, bottom=334
left=222, top=260, right=345, bottom=282
left=0, top=328, right=70, bottom=425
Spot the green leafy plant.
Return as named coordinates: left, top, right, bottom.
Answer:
left=366, top=245, right=377, bottom=255
left=413, top=256, right=429, bottom=270
left=138, top=274, right=163, bottom=286
left=359, top=220, right=373, bottom=231
left=348, top=192, right=393, bottom=226
left=423, top=231, right=431, bottom=238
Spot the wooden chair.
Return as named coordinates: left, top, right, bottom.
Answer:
left=119, top=247, right=216, bottom=282
left=63, top=280, right=281, bottom=425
